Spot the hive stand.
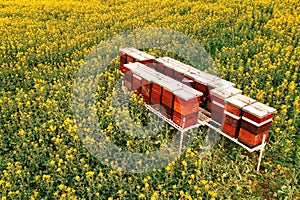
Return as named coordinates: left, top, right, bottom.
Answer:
left=146, top=104, right=267, bottom=172
left=121, top=79, right=267, bottom=172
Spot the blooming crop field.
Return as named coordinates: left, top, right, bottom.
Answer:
left=0, top=0, right=299, bottom=199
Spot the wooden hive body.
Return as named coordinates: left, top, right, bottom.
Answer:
left=206, top=79, right=236, bottom=111
left=209, top=87, right=242, bottom=124
left=120, top=48, right=155, bottom=73
left=222, top=94, right=256, bottom=138
left=238, top=102, right=276, bottom=147
left=123, top=62, right=202, bottom=128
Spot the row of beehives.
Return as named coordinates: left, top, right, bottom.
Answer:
left=119, top=48, right=276, bottom=148
left=122, top=62, right=202, bottom=128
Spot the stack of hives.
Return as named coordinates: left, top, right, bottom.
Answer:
left=123, top=62, right=202, bottom=128
left=119, top=48, right=276, bottom=148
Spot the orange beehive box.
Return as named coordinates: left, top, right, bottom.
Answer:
left=120, top=48, right=155, bottom=73
left=224, top=94, right=256, bottom=116
left=238, top=102, right=276, bottom=147
left=209, top=87, right=242, bottom=124
left=172, top=110, right=199, bottom=128
left=132, top=74, right=142, bottom=93
left=186, top=69, right=219, bottom=100
left=161, top=81, right=182, bottom=108
left=222, top=94, right=256, bottom=138
left=173, top=89, right=201, bottom=115
left=242, top=102, right=276, bottom=124
left=221, top=111, right=241, bottom=137
left=124, top=62, right=203, bottom=128
left=206, top=79, right=236, bottom=111
left=238, top=129, right=269, bottom=148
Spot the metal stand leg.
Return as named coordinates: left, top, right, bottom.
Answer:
left=179, top=130, right=184, bottom=154
left=257, top=134, right=266, bottom=172
left=179, top=118, right=186, bottom=154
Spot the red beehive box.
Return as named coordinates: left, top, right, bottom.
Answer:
left=155, top=61, right=165, bottom=73
left=222, top=111, right=241, bottom=137
left=120, top=48, right=155, bottom=70
left=120, top=52, right=127, bottom=73
left=132, top=74, right=142, bottom=94
left=172, top=111, right=199, bottom=128
left=172, top=64, right=189, bottom=82
left=222, top=94, right=256, bottom=138
left=132, top=68, right=153, bottom=104
left=155, top=57, right=176, bottom=78
left=242, top=102, right=276, bottom=124
left=209, top=87, right=242, bottom=125
left=161, top=81, right=182, bottom=109
left=141, top=78, right=152, bottom=104
left=163, top=61, right=175, bottom=78
left=172, top=88, right=202, bottom=128
left=224, top=94, right=256, bottom=117
left=238, top=102, right=276, bottom=147
left=206, top=79, right=236, bottom=111
left=210, top=87, right=242, bottom=106
left=187, top=69, right=219, bottom=103
left=123, top=63, right=138, bottom=91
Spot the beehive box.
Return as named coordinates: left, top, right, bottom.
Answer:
left=187, top=69, right=220, bottom=100
left=210, top=87, right=242, bottom=106
left=222, top=94, right=256, bottom=138
left=133, top=69, right=153, bottom=104
left=120, top=51, right=127, bottom=73
left=173, top=87, right=202, bottom=128
left=238, top=102, right=276, bottom=147
left=127, top=62, right=203, bottom=127
left=160, top=80, right=182, bottom=119
left=154, top=61, right=165, bottom=74
left=120, top=48, right=155, bottom=73
left=209, top=87, right=242, bottom=124
left=206, top=79, right=236, bottom=111
left=161, top=82, right=182, bottom=113
left=128, top=62, right=162, bottom=110
left=123, top=63, right=138, bottom=91
left=132, top=74, right=142, bottom=93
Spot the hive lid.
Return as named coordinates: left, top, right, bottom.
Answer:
left=160, top=78, right=182, bottom=92
left=162, top=57, right=192, bottom=70
left=173, top=85, right=203, bottom=100
left=155, top=57, right=175, bottom=70
left=181, top=84, right=203, bottom=97
left=156, top=57, right=193, bottom=73
left=210, top=87, right=242, bottom=99
left=242, top=102, right=276, bottom=118
left=208, top=79, right=235, bottom=90
left=120, top=48, right=155, bottom=61
left=132, top=67, right=153, bottom=82
left=173, top=89, right=196, bottom=100
left=187, top=69, right=220, bottom=85
left=124, top=63, right=138, bottom=71
left=225, top=94, right=256, bottom=108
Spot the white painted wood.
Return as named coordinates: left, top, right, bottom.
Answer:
left=120, top=48, right=155, bottom=61
left=243, top=102, right=276, bottom=118
left=225, top=94, right=256, bottom=109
